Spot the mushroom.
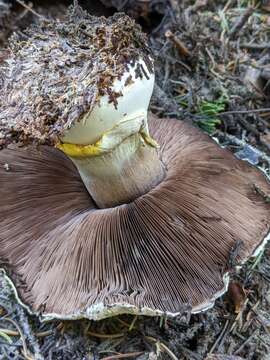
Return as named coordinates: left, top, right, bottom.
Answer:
left=0, top=7, right=269, bottom=321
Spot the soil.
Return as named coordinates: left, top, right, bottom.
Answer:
left=0, top=1, right=270, bottom=359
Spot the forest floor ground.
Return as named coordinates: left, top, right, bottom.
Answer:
left=0, top=0, right=270, bottom=359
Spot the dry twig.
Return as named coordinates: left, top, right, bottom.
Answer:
left=229, top=7, right=255, bottom=40
left=101, top=352, right=144, bottom=360
left=165, top=30, right=191, bottom=58
left=15, top=0, right=44, bottom=19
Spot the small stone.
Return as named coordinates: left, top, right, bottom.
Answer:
left=3, top=163, right=10, bottom=171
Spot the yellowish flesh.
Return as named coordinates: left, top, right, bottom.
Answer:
left=57, top=120, right=159, bottom=159
left=56, top=141, right=102, bottom=158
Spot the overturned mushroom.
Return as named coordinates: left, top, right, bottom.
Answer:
left=0, top=7, right=269, bottom=320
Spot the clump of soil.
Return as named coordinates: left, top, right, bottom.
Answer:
left=0, top=4, right=152, bottom=148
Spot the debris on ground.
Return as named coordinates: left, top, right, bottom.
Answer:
left=0, top=0, right=270, bottom=359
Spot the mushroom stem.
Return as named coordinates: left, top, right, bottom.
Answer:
left=67, top=132, right=165, bottom=208
left=55, top=58, right=165, bottom=208
left=58, top=115, right=165, bottom=208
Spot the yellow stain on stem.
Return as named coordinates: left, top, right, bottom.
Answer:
left=57, top=130, right=159, bottom=158
left=56, top=141, right=102, bottom=158
left=141, top=132, right=159, bottom=148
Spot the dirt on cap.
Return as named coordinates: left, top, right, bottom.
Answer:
left=0, top=4, right=153, bottom=148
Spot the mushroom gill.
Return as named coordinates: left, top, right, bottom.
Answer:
left=0, top=6, right=269, bottom=320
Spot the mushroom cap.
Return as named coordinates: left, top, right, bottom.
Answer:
left=0, top=115, right=269, bottom=320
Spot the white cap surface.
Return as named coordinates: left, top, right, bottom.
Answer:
left=62, top=59, right=154, bottom=145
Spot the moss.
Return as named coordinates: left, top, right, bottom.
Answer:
left=197, top=98, right=226, bottom=134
